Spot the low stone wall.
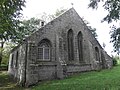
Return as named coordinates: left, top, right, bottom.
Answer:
left=38, top=65, right=57, bottom=81
left=67, top=64, right=91, bottom=71
left=66, top=64, right=92, bottom=76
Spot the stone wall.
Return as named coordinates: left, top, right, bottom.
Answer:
left=8, top=43, right=27, bottom=85
left=8, top=8, right=113, bottom=87
left=24, top=8, right=113, bottom=86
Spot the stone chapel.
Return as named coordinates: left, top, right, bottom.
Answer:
left=8, top=8, right=113, bottom=86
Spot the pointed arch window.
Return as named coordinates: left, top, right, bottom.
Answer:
left=101, top=51, right=105, bottom=68
left=37, top=39, right=51, bottom=61
left=11, top=54, right=14, bottom=67
left=67, top=29, right=74, bottom=61
left=15, top=51, right=19, bottom=67
left=77, top=31, right=83, bottom=62
left=95, top=47, right=100, bottom=61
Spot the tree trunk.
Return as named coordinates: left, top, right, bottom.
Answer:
left=0, top=41, right=4, bottom=66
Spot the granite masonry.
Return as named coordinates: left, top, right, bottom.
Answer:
left=8, top=8, right=113, bottom=87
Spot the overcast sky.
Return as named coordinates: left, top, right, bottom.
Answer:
left=22, top=0, right=115, bottom=56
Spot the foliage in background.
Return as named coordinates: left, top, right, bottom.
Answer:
left=50, top=8, right=68, bottom=19
left=18, top=7, right=98, bottom=44
left=38, top=7, right=68, bottom=23
left=112, top=55, right=120, bottom=66
left=0, top=0, right=26, bottom=66
left=0, top=0, right=25, bottom=41
left=88, top=0, right=120, bottom=23
left=0, top=7, right=67, bottom=65
left=88, top=0, right=120, bottom=54
left=1, top=42, right=16, bottom=65
left=83, top=18, right=98, bottom=38
left=12, top=17, right=42, bottom=43
left=14, top=8, right=68, bottom=43
left=112, top=57, right=118, bottom=66
left=88, top=26, right=98, bottom=39
left=110, top=26, right=120, bottom=54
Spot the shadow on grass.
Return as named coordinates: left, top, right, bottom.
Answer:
left=0, top=71, right=29, bottom=90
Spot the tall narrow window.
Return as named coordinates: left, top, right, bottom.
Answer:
left=67, top=29, right=74, bottom=61
left=101, top=51, right=105, bottom=68
left=37, top=39, right=51, bottom=61
left=15, top=51, right=19, bottom=67
left=95, top=47, right=100, bottom=61
left=11, top=54, right=14, bottom=67
left=77, top=31, right=83, bottom=62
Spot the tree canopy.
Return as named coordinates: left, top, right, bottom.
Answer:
left=89, top=0, right=120, bottom=54
left=110, top=26, right=120, bottom=54
left=89, top=0, right=120, bottom=23
left=0, top=0, right=25, bottom=65
left=0, top=0, right=25, bottom=41
left=14, top=18, right=42, bottom=43
left=83, top=18, right=98, bottom=38
left=50, top=8, right=68, bottom=19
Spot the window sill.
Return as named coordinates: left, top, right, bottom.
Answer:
left=30, top=61, right=57, bottom=66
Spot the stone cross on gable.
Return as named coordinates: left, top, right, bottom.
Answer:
left=71, top=3, right=74, bottom=7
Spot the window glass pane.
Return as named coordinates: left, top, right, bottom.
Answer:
left=15, top=51, right=18, bottom=67
left=68, top=29, right=74, bottom=61
left=40, top=43, right=49, bottom=47
left=11, top=54, right=14, bottom=67
left=44, top=48, right=50, bottom=59
left=38, top=39, right=51, bottom=61
left=38, top=48, right=43, bottom=59
left=95, top=47, right=99, bottom=61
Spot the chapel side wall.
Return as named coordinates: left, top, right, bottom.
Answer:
left=25, top=43, right=57, bottom=86
left=25, top=8, right=113, bottom=86
left=53, top=8, right=112, bottom=72
left=24, top=41, right=40, bottom=86
left=83, top=26, right=101, bottom=70
left=104, top=51, right=113, bottom=68
left=83, top=21, right=113, bottom=70
left=8, top=43, right=26, bottom=84
left=84, top=26, right=103, bottom=70
left=8, top=8, right=113, bottom=87
left=8, top=52, right=15, bottom=76
left=24, top=24, right=58, bottom=86
left=49, top=8, right=93, bottom=74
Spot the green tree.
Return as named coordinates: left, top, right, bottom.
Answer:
left=0, top=0, right=25, bottom=41
left=12, top=17, right=42, bottom=43
left=15, top=8, right=67, bottom=43
left=0, top=0, right=25, bottom=66
left=1, top=42, right=16, bottom=65
left=110, top=26, right=120, bottom=54
left=89, top=0, right=120, bottom=54
left=34, top=8, right=67, bottom=24
left=50, top=8, right=68, bottom=19
left=88, top=26, right=98, bottom=39
left=83, top=18, right=98, bottom=38
left=0, top=17, right=41, bottom=66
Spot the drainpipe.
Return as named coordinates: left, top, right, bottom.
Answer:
left=24, top=41, right=28, bottom=86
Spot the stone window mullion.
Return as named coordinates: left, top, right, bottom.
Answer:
left=37, top=39, right=51, bottom=61
left=43, top=48, right=45, bottom=60
left=77, top=31, right=83, bottom=63
left=67, top=29, right=74, bottom=61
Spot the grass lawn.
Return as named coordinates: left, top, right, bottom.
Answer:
left=0, top=71, right=26, bottom=90
left=32, top=65, right=120, bottom=90
left=1, top=65, right=120, bottom=90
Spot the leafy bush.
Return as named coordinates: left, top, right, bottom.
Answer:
left=113, top=59, right=117, bottom=66
left=2, top=54, right=9, bottom=66
left=113, top=57, right=118, bottom=66
left=1, top=42, right=16, bottom=66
